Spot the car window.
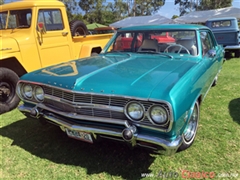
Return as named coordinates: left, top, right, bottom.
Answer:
left=200, top=31, right=215, bottom=56
left=37, top=9, right=64, bottom=31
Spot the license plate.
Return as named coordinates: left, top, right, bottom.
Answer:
left=66, top=129, right=93, bottom=143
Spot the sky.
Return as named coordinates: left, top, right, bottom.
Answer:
left=3, top=0, right=240, bottom=19
left=160, top=0, right=240, bottom=18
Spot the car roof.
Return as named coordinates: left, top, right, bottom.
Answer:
left=118, top=24, right=209, bottom=32
left=0, top=0, right=65, bottom=11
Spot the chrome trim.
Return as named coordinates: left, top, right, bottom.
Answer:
left=124, top=101, right=145, bottom=122
left=44, top=94, right=124, bottom=113
left=147, top=105, right=170, bottom=126
left=23, top=104, right=131, bottom=128
left=33, top=85, right=44, bottom=102
left=17, top=80, right=174, bottom=132
left=19, top=105, right=182, bottom=155
left=0, top=48, right=12, bottom=51
left=21, top=84, right=33, bottom=100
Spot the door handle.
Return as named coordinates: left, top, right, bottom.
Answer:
left=62, top=32, right=68, bottom=36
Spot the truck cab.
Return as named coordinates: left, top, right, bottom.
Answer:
left=206, top=17, right=240, bottom=58
left=0, top=0, right=112, bottom=114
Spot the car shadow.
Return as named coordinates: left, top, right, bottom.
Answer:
left=228, top=98, right=240, bottom=125
left=0, top=117, right=155, bottom=179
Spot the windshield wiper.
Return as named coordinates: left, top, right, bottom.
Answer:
left=103, top=51, right=131, bottom=57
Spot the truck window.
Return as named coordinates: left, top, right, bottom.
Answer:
left=200, top=31, right=214, bottom=56
left=0, top=9, right=31, bottom=29
left=0, top=11, right=7, bottom=29
left=9, top=9, right=31, bottom=28
left=37, top=9, right=64, bottom=31
left=212, top=20, right=231, bottom=27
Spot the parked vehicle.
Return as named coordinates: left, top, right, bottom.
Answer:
left=16, top=24, right=224, bottom=155
left=206, top=17, right=240, bottom=58
left=93, top=26, right=116, bottom=34
left=0, top=0, right=112, bottom=114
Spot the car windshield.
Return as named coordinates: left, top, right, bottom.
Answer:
left=104, top=29, right=198, bottom=56
left=0, top=9, right=32, bottom=30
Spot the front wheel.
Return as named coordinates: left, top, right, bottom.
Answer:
left=0, top=68, right=20, bottom=114
left=178, top=101, right=199, bottom=152
left=235, top=49, right=240, bottom=58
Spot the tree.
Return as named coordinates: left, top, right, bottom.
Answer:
left=78, top=0, right=96, bottom=14
left=105, top=0, right=128, bottom=22
left=175, top=0, right=198, bottom=16
left=59, top=0, right=79, bottom=21
left=0, top=0, right=4, bottom=5
left=175, top=0, right=233, bottom=16
left=134, top=0, right=165, bottom=16
left=79, top=0, right=106, bottom=24
left=172, top=15, right=179, bottom=19
left=198, top=0, right=232, bottom=10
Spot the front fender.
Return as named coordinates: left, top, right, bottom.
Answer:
left=0, top=37, right=20, bottom=53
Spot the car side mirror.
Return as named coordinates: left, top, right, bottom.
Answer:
left=208, top=49, right=216, bottom=57
left=37, top=22, right=46, bottom=34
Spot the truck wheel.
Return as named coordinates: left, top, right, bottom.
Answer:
left=70, top=20, right=88, bottom=36
left=0, top=68, right=20, bottom=114
left=91, top=52, right=99, bottom=56
left=235, top=50, right=240, bottom=58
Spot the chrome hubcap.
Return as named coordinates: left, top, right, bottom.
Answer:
left=184, top=105, right=198, bottom=142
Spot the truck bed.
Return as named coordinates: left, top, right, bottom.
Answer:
left=213, top=31, right=239, bottom=46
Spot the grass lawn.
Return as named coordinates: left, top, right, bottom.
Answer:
left=0, top=58, right=240, bottom=180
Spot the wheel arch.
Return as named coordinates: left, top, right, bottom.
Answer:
left=79, top=45, right=102, bottom=58
left=91, top=46, right=102, bottom=54
left=0, top=57, right=27, bottom=77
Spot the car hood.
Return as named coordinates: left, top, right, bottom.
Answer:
left=22, top=53, right=197, bottom=99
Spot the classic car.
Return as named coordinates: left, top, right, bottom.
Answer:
left=16, top=24, right=224, bottom=155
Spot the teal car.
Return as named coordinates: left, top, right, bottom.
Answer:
left=16, top=24, right=224, bottom=155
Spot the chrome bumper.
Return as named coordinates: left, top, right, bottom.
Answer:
left=18, top=104, right=182, bottom=155
left=224, top=45, right=240, bottom=50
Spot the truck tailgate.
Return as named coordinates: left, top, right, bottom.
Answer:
left=213, top=31, right=239, bottom=46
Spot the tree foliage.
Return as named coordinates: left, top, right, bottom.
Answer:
left=59, top=0, right=78, bottom=21
left=77, top=0, right=165, bottom=25
left=134, top=0, right=165, bottom=16
left=175, top=0, right=233, bottom=16
left=198, top=0, right=232, bottom=10
left=0, top=0, right=4, bottom=5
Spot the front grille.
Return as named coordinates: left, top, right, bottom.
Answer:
left=44, top=86, right=129, bottom=106
left=43, top=86, right=170, bottom=127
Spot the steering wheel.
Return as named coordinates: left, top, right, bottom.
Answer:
left=164, top=44, right=190, bottom=55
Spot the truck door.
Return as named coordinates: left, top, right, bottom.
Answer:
left=35, top=9, right=72, bottom=68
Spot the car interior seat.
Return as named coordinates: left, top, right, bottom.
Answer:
left=137, top=39, right=159, bottom=52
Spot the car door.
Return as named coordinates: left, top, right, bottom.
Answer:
left=35, top=8, right=72, bottom=68
left=200, top=30, right=219, bottom=93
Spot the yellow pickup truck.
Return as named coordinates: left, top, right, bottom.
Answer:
left=0, top=0, right=113, bottom=114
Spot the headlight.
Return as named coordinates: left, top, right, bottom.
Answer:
left=22, top=84, right=33, bottom=99
left=125, top=102, right=144, bottom=121
left=149, top=105, right=168, bottom=125
left=34, top=86, right=44, bottom=101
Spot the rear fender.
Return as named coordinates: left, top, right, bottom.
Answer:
left=79, top=44, right=102, bottom=58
